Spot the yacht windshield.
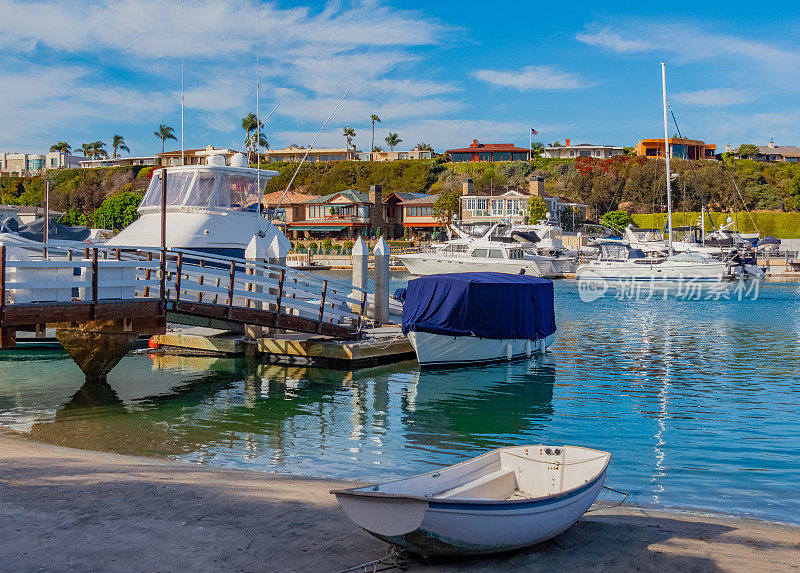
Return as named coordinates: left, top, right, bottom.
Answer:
left=140, top=169, right=264, bottom=212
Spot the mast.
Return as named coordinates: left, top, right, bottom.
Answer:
left=661, top=62, right=673, bottom=256
left=180, top=0, right=185, bottom=166
left=256, top=0, right=260, bottom=200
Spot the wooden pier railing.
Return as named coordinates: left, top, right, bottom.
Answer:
left=0, top=242, right=369, bottom=347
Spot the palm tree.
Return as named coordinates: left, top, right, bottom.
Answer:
left=154, top=124, right=177, bottom=153
left=241, top=113, right=257, bottom=155
left=415, top=142, right=432, bottom=151
left=385, top=132, right=401, bottom=152
left=49, top=141, right=71, bottom=154
left=372, top=146, right=383, bottom=152
left=80, top=143, right=93, bottom=158
left=112, top=135, right=129, bottom=159
left=342, top=126, right=356, bottom=148
left=90, top=141, right=108, bottom=159
left=370, top=114, right=381, bottom=158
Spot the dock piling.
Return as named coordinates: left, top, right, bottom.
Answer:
left=373, top=237, right=389, bottom=324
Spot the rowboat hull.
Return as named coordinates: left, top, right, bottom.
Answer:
left=333, top=445, right=610, bottom=556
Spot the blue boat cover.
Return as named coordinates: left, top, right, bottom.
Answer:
left=402, top=272, right=556, bottom=340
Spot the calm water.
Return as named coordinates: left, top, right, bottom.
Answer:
left=1, top=275, right=799, bottom=523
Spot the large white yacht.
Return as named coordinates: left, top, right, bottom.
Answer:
left=107, top=153, right=290, bottom=259
left=398, top=225, right=562, bottom=278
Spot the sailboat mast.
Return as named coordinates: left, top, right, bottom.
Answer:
left=661, top=62, right=673, bottom=256
left=256, top=0, right=260, bottom=196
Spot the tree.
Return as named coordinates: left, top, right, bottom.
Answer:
left=530, top=141, right=545, bottom=156
left=549, top=141, right=561, bottom=147
left=90, top=140, right=108, bottom=159
left=111, top=135, right=129, bottom=159
left=372, top=146, right=383, bottom=152
left=623, top=146, right=636, bottom=156
left=433, top=188, right=460, bottom=224
left=154, top=124, right=177, bottom=153
left=601, top=210, right=634, bottom=231
left=92, top=191, right=142, bottom=229
left=738, top=144, right=760, bottom=159
left=415, top=142, right=433, bottom=151
left=526, top=195, right=548, bottom=224
left=385, top=132, right=401, bottom=152
left=241, top=112, right=257, bottom=156
left=80, top=143, right=93, bottom=158
left=49, top=142, right=71, bottom=154
left=342, top=126, right=356, bottom=147
left=370, top=114, right=381, bottom=158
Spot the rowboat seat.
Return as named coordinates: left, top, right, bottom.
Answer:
left=432, top=469, right=518, bottom=500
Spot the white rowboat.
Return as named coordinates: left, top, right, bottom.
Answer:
left=332, top=444, right=610, bottom=556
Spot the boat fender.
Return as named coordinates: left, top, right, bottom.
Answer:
left=148, top=336, right=160, bottom=349
left=539, top=338, right=546, bottom=354
left=506, top=343, right=512, bottom=361
left=525, top=339, right=532, bottom=357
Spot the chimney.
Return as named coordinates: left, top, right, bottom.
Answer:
left=462, top=178, right=473, bottom=196
left=371, top=184, right=385, bottom=236
left=725, top=144, right=731, bottom=153
left=565, top=138, right=571, bottom=147
left=769, top=139, right=775, bottom=149
left=471, top=139, right=478, bottom=149
left=529, top=176, right=544, bottom=197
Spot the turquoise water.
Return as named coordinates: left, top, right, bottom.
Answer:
left=1, top=276, right=799, bottom=523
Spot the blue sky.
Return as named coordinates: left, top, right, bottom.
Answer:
left=2, top=0, right=798, bottom=157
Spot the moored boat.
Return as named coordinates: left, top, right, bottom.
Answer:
left=332, top=444, right=611, bottom=556
left=402, top=272, right=556, bottom=367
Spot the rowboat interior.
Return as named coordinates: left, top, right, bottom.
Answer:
left=363, top=445, right=610, bottom=501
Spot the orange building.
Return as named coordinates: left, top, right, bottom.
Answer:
left=635, top=138, right=717, bottom=160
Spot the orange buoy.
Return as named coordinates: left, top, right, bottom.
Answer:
left=148, top=336, right=160, bottom=349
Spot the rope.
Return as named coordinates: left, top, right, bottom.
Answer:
left=584, top=485, right=629, bottom=512
left=337, top=545, right=420, bottom=573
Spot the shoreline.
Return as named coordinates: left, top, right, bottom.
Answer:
left=2, top=434, right=798, bottom=572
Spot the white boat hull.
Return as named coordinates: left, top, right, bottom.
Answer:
left=400, top=255, right=560, bottom=278
left=333, top=445, right=610, bottom=556
left=576, top=259, right=730, bottom=282
left=407, top=331, right=555, bottom=367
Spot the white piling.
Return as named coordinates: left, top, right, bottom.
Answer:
left=352, top=236, right=368, bottom=292
left=373, top=237, right=390, bottom=324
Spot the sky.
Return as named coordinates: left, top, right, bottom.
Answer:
left=1, top=0, right=798, bottom=157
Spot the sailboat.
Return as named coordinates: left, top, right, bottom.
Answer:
left=576, top=63, right=741, bottom=284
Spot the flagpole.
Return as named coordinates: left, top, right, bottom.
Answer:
left=529, top=129, right=532, bottom=161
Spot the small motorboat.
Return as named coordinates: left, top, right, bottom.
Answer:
left=402, top=272, right=556, bottom=367
left=332, top=444, right=610, bottom=556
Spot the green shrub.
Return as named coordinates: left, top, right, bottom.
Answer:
left=308, top=241, right=318, bottom=251
left=601, top=210, right=635, bottom=231
left=342, top=240, right=354, bottom=251
left=321, top=237, right=333, bottom=249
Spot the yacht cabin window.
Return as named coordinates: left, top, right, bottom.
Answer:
left=472, top=248, right=487, bottom=258
left=488, top=249, right=503, bottom=259
left=140, top=169, right=265, bottom=212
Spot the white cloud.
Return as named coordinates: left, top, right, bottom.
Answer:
left=672, top=88, right=753, bottom=106
left=575, top=28, right=654, bottom=53
left=472, top=66, right=585, bottom=90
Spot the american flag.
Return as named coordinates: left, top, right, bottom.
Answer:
left=531, top=128, right=539, bottom=135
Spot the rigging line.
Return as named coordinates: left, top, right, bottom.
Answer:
left=275, top=91, right=350, bottom=213
left=729, top=173, right=760, bottom=234
left=667, top=100, right=717, bottom=233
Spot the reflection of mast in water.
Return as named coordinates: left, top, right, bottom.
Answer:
left=651, top=330, right=673, bottom=505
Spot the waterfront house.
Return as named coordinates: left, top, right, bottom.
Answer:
left=380, top=192, right=438, bottom=237
left=544, top=139, right=624, bottom=159
left=261, top=190, right=316, bottom=232
left=0, top=205, right=65, bottom=225
left=266, top=145, right=361, bottom=163
left=738, top=141, right=800, bottom=162
left=156, top=145, right=238, bottom=167
left=1, top=151, right=81, bottom=176
left=459, top=178, right=588, bottom=229
left=635, top=138, right=717, bottom=160
left=80, top=156, right=156, bottom=168
left=290, top=189, right=372, bottom=238
left=363, top=149, right=440, bottom=161
left=446, top=139, right=530, bottom=162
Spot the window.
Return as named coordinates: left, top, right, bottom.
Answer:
left=476, top=198, right=487, bottom=210
left=465, top=198, right=476, bottom=211
left=491, top=199, right=503, bottom=216
left=357, top=205, right=370, bottom=218
left=488, top=249, right=503, bottom=259
left=406, top=207, right=412, bottom=217
left=506, top=199, right=519, bottom=214
left=645, top=148, right=659, bottom=157
left=570, top=150, right=576, bottom=157
left=472, top=249, right=487, bottom=258
left=478, top=153, right=491, bottom=161
left=50, top=158, right=57, bottom=167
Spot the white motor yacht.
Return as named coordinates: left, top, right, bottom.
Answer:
left=398, top=226, right=561, bottom=278
left=107, top=153, right=290, bottom=259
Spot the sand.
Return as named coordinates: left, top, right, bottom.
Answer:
left=1, top=435, right=798, bottom=572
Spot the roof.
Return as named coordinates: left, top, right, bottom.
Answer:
left=384, top=192, right=430, bottom=203
left=446, top=143, right=529, bottom=153
left=261, top=190, right=317, bottom=206
left=545, top=143, right=623, bottom=150
left=303, top=189, right=370, bottom=204
left=268, top=146, right=360, bottom=155
left=0, top=205, right=65, bottom=216
left=400, top=195, right=436, bottom=205
left=756, top=145, right=800, bottom=158
left=462, top=185, right=531, bottom=197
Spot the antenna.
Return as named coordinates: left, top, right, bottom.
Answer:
left=256, top=0, right=260, bottom=195
left=180, top=0, right=185, bottom=166
left=275, top=91, right=349, bottom=212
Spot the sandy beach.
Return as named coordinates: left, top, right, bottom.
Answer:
left=1, top=435, right=798, bottom=572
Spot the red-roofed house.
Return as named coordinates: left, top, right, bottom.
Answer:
left=446, top=139, right=530, bottom=162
